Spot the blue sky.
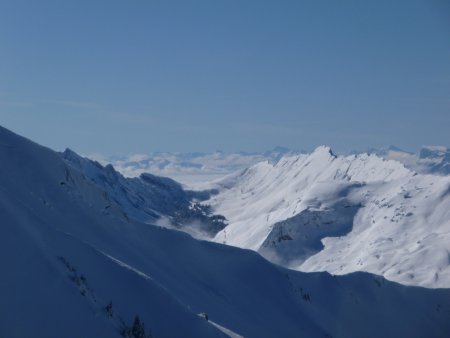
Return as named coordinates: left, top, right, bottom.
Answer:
left=1, top=0, right=449, bottom=155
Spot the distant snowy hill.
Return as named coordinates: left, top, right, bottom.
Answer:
left=2, top=126, right=450, bottom=338
left=206, top=146, right=450, bottom=288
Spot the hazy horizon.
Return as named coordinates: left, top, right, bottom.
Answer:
left=1, top=0, right=449, bottom=154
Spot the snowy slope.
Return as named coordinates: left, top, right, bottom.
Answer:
left=208, top=146, right=450, bottom=288
left=0, top=127, right=223, bottom=338
left=62, top=149, right=226, bottom=238
left=2, top=126, right=450, bottom=337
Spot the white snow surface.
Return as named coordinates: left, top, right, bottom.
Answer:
left=207, top=146, right=450, bottom=288
left=1, top=126, right=450, bottom=337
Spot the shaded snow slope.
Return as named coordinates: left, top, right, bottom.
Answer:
left=1, top=126, right=450, bottom=337
left=62, top=149, right=226, bottom=238
left=208, top=146, right=450, bottom=288
left=0, top=127, right=222, bottom=338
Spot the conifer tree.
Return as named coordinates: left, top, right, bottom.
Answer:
left=131, top=315, right=146, bottom=338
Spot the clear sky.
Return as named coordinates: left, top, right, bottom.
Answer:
left=1, top=0, right=449, bottom=155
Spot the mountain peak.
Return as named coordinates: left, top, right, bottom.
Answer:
left=419, top=145, right=449, bottom=159
left=311, top=145, right=336, bottom=158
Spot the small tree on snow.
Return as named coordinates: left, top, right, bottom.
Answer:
left=132, top=315, right=146, bottom=338
left=105, top=301, right=113, bottom=317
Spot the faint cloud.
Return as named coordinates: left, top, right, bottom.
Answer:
left=42, top=99, right=102, bottom=109
left=229, top=121, right=303, bottom=134
left=107, top=111, right=161, bottom=125
left=0, top=100, right=33, bottom=108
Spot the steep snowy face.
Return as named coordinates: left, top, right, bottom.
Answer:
left=208, top=147, right=450, bottom=288
left=0, top=127, right=223, bottom=338
left=62, top=149, right=226, bottom=238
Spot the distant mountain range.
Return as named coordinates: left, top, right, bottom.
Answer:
left=92, top=145, right=450, bottom=188
left=370, top=145, right=450, bottom=175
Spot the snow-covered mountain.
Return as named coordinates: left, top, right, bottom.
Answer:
left=63, top=144, right=450, bottom=288
left=62, top=149, right=226, bottom=238
left=2, top=126, right=450, bottom=337
left=206, top=146, right=450, bottom=288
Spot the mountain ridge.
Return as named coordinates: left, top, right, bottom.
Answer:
left=206, top=147, right=450, bottom=288
left=91, top=145, right=450, bottom=188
